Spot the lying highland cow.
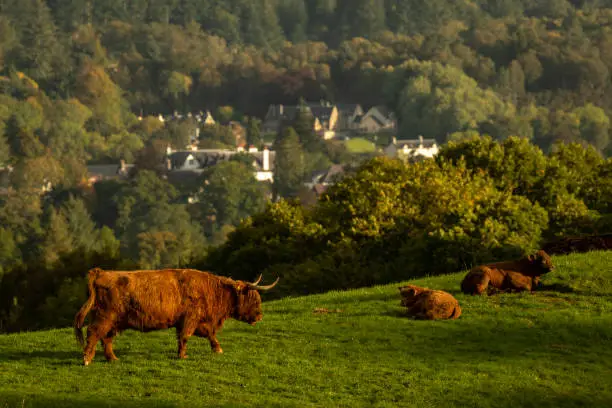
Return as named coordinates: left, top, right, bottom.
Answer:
left=461, top=250, right=553, bottom=295
left=74, top=268, right=278, bottom=366
left=398, top=285, right=462, bottom=320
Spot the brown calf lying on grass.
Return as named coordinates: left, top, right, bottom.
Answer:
left=398, top=285, right=462, bottom=320
left=461, top=250, right=553, bottom=295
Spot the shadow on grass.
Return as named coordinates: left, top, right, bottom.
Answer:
left=538, top=283, right=577, bottom=293
left=0, top=392, right=180, bottom=408
left=0, top=350, right=79, bottom=365
left=448, top=383, right=612, bottom=408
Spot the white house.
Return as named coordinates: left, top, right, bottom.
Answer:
left=166, top=146, right=275, bottom=182
left=384, top=136, right=439, bottom=159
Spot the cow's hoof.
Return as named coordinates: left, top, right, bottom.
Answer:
left=213, top=348, right=223, bottom=354
left=106, top=357, right=119, bottom=362
left=83, top=360, right=90, bottom=366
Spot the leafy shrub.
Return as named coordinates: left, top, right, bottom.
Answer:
left=209, top=156, right=549, bottom=297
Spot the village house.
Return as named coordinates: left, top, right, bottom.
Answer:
left=262, top=101, right=339, bottom=140
left=303, top=164, right=347, bottom=197
left=384, top=136, right=439, bottom=160
left=166, top=146, right=275, bottom=182
left=353, top=106, right=397, bottom=134
left=86, top=160, right=134, bottom=185
left=263, top=101, right=399, bottom=139
left=156, top=110, right=216, bottom=126
left=334, top=104, right=365, bottom=136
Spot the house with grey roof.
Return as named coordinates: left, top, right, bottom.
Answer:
left=86, top=161, right=133, bottom=185
left=354, top=106, right=397, bottom=134
left=304, top=164, right=348, bottom=196
left=263, top=101, right=339, bottom=139
left=167, top=147, right=275, bottom=182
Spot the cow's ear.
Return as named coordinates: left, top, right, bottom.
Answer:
left=527, top=254, right=535, bottom=262
left=401, top=288, right=416, bottom=297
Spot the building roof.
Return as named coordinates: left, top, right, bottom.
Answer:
left=371, top=105, right=393, bottom=119
left=168, top=149, right=276, bottom=172
left=266, top=103, right=335, bottom=124
left=393, top=137, right=437, bottom=148
left=313, top=164, right=346, bottom=185
left=335, top=103, right=362, bottom=113
left=87, top=163, right=134, bottom=179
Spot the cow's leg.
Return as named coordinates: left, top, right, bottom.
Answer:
left=208, top=329, right=223, bottom=354
left=83, top=315, right=115, bottom=366
left=176, top=316, right=198, bottom=359
left=100, top=329, right=119, bottom=362
left=195, top=324, right=223, bottom=354
left=461, top=268, right=491, bottom=295
left=476, top=272, right=491, bottom=295
left=505, top=272, right=532, bottom=293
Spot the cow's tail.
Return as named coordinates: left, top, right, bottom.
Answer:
left=74, top=268, right=102, bottom=347
left=450, top=303, right=462, bottom=319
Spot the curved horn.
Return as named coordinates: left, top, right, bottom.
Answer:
left=250, top=274, right=263, bottom=286
left=248, top=276, right=280, bottom=291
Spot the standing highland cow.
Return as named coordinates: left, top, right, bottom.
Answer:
left=461, top=250, right=554, bottom=295
left=398, top=285, right=462, bottom=320
left=74, top=268, right=278, bottom=366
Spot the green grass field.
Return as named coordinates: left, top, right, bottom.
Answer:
left=345, top=137, right=377, bottom=153
left=1, top=251, right=611, bottom=407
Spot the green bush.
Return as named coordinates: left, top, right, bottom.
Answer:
left=209, top=156, right=549, bottom=297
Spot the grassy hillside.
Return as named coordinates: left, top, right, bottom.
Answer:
left=1, top=251, right=611, bottom=408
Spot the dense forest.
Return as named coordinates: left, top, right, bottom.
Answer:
left=1, top=0, right=612, bottom=331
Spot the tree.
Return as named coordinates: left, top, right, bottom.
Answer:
left=246, top=116, right=263, bottom=148
left=392, top=60, right=512, bottom=142
left=5, top=100, right=45, bottom=158
left=0, top=15, right=17, bottom=71
left=215, top=106, right=234, bottom=124
left=290, top=99, right=321, bottom=152
left=5, top=0, right=69, bottom=87
left=274, top=127, right=306, bottom=198
left=75, top=60, right=133, bottom=135
left=40, top=207, right=73, bottom=267
left=573, top=104, right=611, bottom=153
left=336, top=0, right=385, bottom=40
left=0, top=129, right=9, bottom=165
left=196, top=161, right=269, bottom=231
left=59, top=196, right=97, bottom=252
left=0, top=227, right=19, bottom=276
left=106, top=130, right=145, bottom=163
left=112, top=170, right=205, bottom=267
left=278, top=0, right=308, bottom=43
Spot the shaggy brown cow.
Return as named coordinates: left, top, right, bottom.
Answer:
left=74, top=268, right=278, bottom=366
left=398, top=285, right=462, bottom=320
left=460, top=250, right=554, bottom=295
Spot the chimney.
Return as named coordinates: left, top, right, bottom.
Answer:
left=263, top=146, right=270, bottom=171
left=418, top=135, right=424, bottom=147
